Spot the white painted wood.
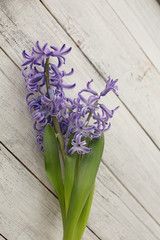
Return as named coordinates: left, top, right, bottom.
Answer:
left=0, top=0, right=160, bottom=239
left=91, top=162, right=160, bottom=240
left=107, top=0, right=160, bottom=72
left=0, top=235, right=6, bottom=240
left=1, top=0, right=160, bottom=223
left=40, top=0, right=160, bottom=147
left=1, top=41, right=160, bottom=239
left=0, top=144, right=98, bottom=240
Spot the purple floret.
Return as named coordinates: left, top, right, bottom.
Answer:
left=100, top=76, right=118, bottom=96
left=68, top=134, right=91, bottom=155
left=50, top=44, right=72, bottom=67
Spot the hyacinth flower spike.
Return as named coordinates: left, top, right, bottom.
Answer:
left=22, top=41, right=119, bottom=240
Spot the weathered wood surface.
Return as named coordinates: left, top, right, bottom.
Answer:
left=107, top=0, right=160, bottom=73
left=0, top=144, right=98, bottom=240
left=0, top=234, right=7, bottom=240
left=0, top=0, right=160, bottom=239
left=0, top=144, right=159, bottom=240
left=41, top=0, right=160, bottom=148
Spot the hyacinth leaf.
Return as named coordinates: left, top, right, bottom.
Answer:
left=72, top=182, right=95, bottom=240
left=63, top=134, right=104, bottom=240
left=64, top=134, right=78, bottom=214
left=43, top=123, right=65, bottom=224
left=64, top=153, right=78, bottom=214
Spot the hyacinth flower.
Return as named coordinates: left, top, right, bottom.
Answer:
left=22, top=41, right=119, bottom=240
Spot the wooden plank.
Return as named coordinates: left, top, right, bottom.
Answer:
left=107, top=0, right=160, bottom=73
left=0, top=235, right=7, bottom=240
left=0, top=42, right=160, bottom=239
left=0, top=144, right=98, bottom=240
left=0, top=0, right=160, bottom=237
left=90, top=162, right=160, bottom=240
left=39, top=0, right=160, bottom=148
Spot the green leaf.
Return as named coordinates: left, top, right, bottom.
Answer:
left=63, top=134, right=104, bottom=240
left=64, top=153, right=78, bottom=215
left=72, top=182, right=95, bottom=240
left=43, top=123, right=65, bottom=224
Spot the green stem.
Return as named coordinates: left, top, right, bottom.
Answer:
left=45, top=57, right=50, bottom=95
left=77, top=102, right=99, bottom=170
left=52, top=116, right=66, bottom=163
left=45, top=58, right=66, bottom=163
left=86, top=100, right=99, bottom=123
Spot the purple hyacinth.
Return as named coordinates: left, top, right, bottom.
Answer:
left=68, top=134, right=92, bottom=154
left=22, top=41, right=119, bottom=154
left=50, top=44, right=72, bottom=67
left=100, top=76, right=118, bottom=96
left=22, top=41, right=53, bottom=68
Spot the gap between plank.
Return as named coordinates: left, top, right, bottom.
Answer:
left=0, top=234, right=8, bottom=240
left=106, top=0, right=160, bottom=76
left=86, top=227, right=101, bottom=240
left=39, top=0, right=160, bottom=151
left=0, top=141, right=56, bottom=198
left=102, top=161, right=160, bottom=232
left=0, top=47, right=20, bottom=70
left=0, top=141, right=102, bottom=240
left=1, top=40, right=160, bottom=236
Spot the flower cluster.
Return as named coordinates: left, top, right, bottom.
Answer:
left=22, top=41, right=118, bottom=154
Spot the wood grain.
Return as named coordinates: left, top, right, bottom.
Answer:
left=1, top=0, right=160, bottom=239
left=107, top=0, right=160, bottom=72
left=40, top=0, right=160, bottom=148
left=1, top=0, right=160, bottom=222
left=0, top=144, right=98, bottom=240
